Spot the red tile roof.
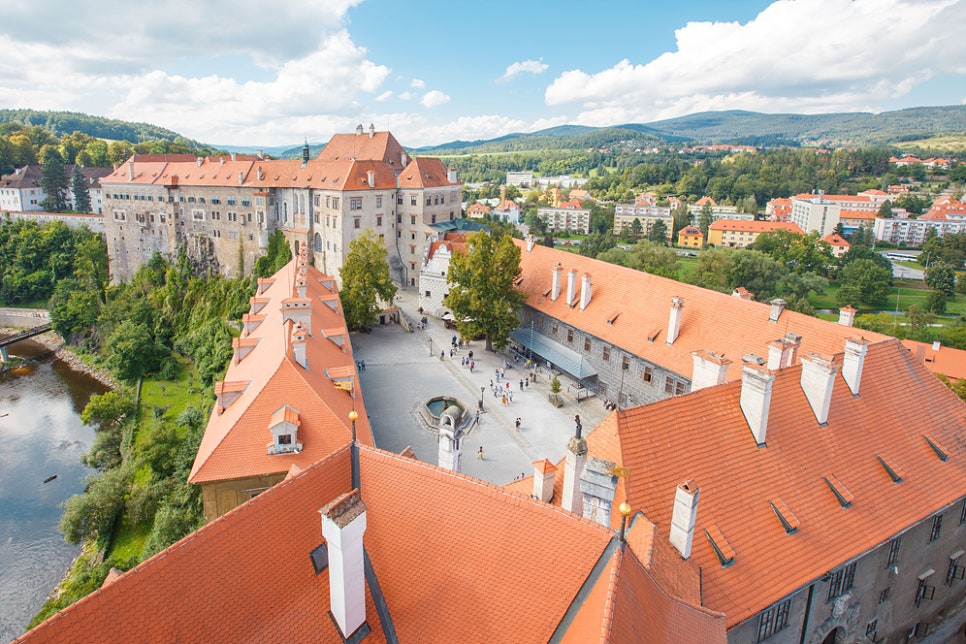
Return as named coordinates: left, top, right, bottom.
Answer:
left=316, top=129, right=407, bottom=166
left=396, top=157, right=458, bottom=189
left=821, top=234, right=850, bottom=247
left=708, top=220, right=804, bottom=234
left=584, top=338, right=966, bottom=626
left=901, top=339, right=966, bottom=381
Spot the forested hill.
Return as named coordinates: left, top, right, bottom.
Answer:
left=0, top=109, right=202, bottom=145
left=415, top=105, right=966, bottom=154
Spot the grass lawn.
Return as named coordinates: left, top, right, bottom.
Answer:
left=138, top=357, right=203, bottom=433
left=108, top=517, right=152, bottom=565
left=676, top=256, right=698, bottom=280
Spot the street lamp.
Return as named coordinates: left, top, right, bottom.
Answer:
left=429, top=337, right=433, bottom=357
left=479, top=386, right=485, bottom=411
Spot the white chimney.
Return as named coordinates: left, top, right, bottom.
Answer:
left=292, top=323, right=307, bottom=369
left=127, top=160, right=134, bottom=182
left=579, top=457, right=618, bottom=527
left=320, top=490, right=368, bottom=639
left=281, top=298, right=312, bottom=335
left=800, top=353, right=839, bottom=425
left=368, top=123, right=375, bottom=138
left=740, top=357, right=774, bottom=446
left=838, top=305, right=856, bottom=327
left=561, top=419, right=588, bottom=515
left=842, top=338, right=868, bottom=396
left=769, top=298, right=786, bottom=322
left=447, top=168, right=458, bottom=183
left=238, top=171, right=244, bottom=186
left=551, top=264, right=563, bottom=301
left=732, top=287, right=753, bottom=300
left=532, top=459, right=556, bottom=503
left=580, top=273, right=593, bottom=310
left=401, top=151, right=408, bottom=166
left=667, top=297, right=684, bottom=345
left=231, top=152, right=236, bottom=162
left=932, top=340, right=941, bottom=351
left=526, top=234, right=535, bottom=252
left=197, top=157, right=203, bottom=167
left=296, top=278, right=307, bottom=299
left=668, top=480, right=700, bottom=559
left=691, top=350, right=731, bottom=390
left=566, top=269, right=577, bottom=305
left=783, top=333, right=802, bottom=367
left=367, top=170, right=375, bottom=187
left=356, top=124, right=364, bottom=135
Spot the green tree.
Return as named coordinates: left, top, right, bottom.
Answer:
left=445, top=231, right=527, bottom=351
left=925, top=261, right=956, bottom=297
left=647, top=219, right=669, bottom=244
left=671, top=201, right=692, bottom=239
left=71, top=165, right=91, bottom=213
left=698, top=203, right=714, bottom=241
left=579, top=231, right=616, bottom=258
left=59, top=464, right=132, bottom=545
left=253, top=230, right=292, bottom=278
left=729, top=250, right=788, bottom=301
left=39, top=147, right=69, bottom=211
left=877, top=200, right=893, bottom=219
left=105, top=320, right=169, bottom=383
left=629, top=240, right=678, bottom=277
left=924, top=290, right=948, bottom=315
left=837, top=258, right=891, bottom=306
left=690, top=248, right=735, bottom=292
left=628, top=218, right=644, bottom=240
left=339, top=229, right=397, bottom=330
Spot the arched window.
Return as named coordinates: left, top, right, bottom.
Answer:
left=314, top=232, right=322, bottom=252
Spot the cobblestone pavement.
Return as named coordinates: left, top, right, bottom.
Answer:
left=349, top=286, right=609, bottom=486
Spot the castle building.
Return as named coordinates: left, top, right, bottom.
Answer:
left=100, top=126, right=461, bottom=286
left=0, top=164, right=112, bottom=214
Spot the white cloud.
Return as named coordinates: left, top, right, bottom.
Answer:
left=411, top=78, right=426, bottom=89
left=421, top=90, right=450, bottom=108
left=500, top=59, right=549, bottom=81
left=545, top=0, right=966, bottom=124
left=394, top=114, right=530, bottom=147
left=375, top=90, right=393, bottom=102
left=398, top=92, right=416, bottom=101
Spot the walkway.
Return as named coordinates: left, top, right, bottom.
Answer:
left=349, top=286, right=610, bottom=486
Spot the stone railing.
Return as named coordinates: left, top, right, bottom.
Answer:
left=0, top=307, right=50, bottom=328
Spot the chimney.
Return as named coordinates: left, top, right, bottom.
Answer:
left=551, top=263, right=563, bottom=301
left=400, top=150, right=408, bottom=166
left=238, top=171, right=244, bottom=186
left=740, top=357, right=774, bottom=446
left=220, top=157, right=225, bottom=165
left=769, top=298, right=786, bottom=322
left=366, top=170, right=375, bottom=187
left=561, top=417, right=588, bottom=514
left=732, top=287, right=753, bottom=300
left=257, top=167, right=264, bottom=181
left=369, top=123, right=375, bottom=138
left=932, top=340, right=941, bottom=351
left=532, top=460, right=556, bottom=503
left=256, top=149, right=264, bottom=160
left=691, top=350, right=731, bottom=390
left=783, top=333, right=802, bottom=366
left=356, top=124, right=364, bottom=136
left=579, top=457, right=618, bottom=527
left=282, top=298, right=312, bottom=335
left=667, top=297, right=684, bottom=345
left=526, top=233, right=535, bottom=252
left=566, top=269, right=577, bottom=306
left=197, top=157, right=203, bottom=167
left=838, top=305, right=856, bottom=327
left=296, top=277, right=307, bottom=298
left=800, top=353, right=839, bottom=425
left=580, top=273, right=593, bottom=310
left=231, top=152, right=236, bottom=162
left=320, top=490, right=368, bottom=639
left=767, top=336, right=798, bottom=370
left=447, top=168, right=458, bottom=183
left=127, top=160, right=134, bottom=182
left=292, top=323, right=307, bottom=369
left=668, top=480, right=700, bottom=559
left=842, top=338, right=868, bottom=396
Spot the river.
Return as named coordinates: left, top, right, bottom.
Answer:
left=0, top=338, right=106, bottom=641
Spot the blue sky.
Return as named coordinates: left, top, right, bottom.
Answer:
left=0, top=0, right=963, bottom=148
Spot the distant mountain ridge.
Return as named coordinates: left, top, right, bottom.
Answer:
left=0, top=109, right=207, bottom=147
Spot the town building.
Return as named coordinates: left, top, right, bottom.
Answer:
left=505, top=170, right=533, bottom=187
left=821, top=233, right=850, bottom=258
left=465, top=202, right=491, bottom=218
left=538, top=202, right=592, bottom=234
left=100, top=127, right=461, bottom=286
left=707, top=220, right=804, bottom=249
left=902, top=339, right=966, bottom=381
left=0, top=165, right=112, bottom=214
left=514, top=336, right=966, bottom=643
left=874, top=202, right=966, bottom=247
left=766, top=197, right=792, bottom=221
left=677, top=225, right=704, bottom=248
left=0, top=210, right=104, bottom=232
left=613, top=204, right=672, bottom=237
left=418, top=232, right=467, bottom=317
left=688, top=196, right=753, bottom=221
left=188, top=246, right=373, bottom=521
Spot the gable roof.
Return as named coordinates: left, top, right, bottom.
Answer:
left=902, top=339, right=966, bottom=381
left=584, top=339, right=966, bottom=627
left=396, top=157, right=458, bottom=189
left=316, top=129, right=407, bottom=167
left=708, top=220, right=804, bottom=234
left=820, top=234, right=850, bottom=246
left=514, top=240, right=884, bottom=383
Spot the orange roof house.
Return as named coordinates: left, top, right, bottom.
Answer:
left=189, top=246, right=372, bottom=521
left=902, top=339, right=966, bottom=381
left=820, top=233, right=850, bottom=258
left=466, top=202, right=491, bottom=218
left=18, top=442, right=727, bottom=643
left=316, top=124, right=408, bottom=167
left=522, top=338, right=966, bottom=641
left=706, top=219, right=804, bottom=249
left=677, top=225, right=704, bottom=248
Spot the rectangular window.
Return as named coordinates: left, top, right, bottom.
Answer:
left=410, top=246, right=416, bottom=255
left=879, top=587, right=890, bottom=603
left=397, top=195, right=403, bottom=205
left=622, top=356, right=630, bottom=371
left=278, top=433, right=292, bottom=445
left=314, top=213, right=320, bottom=224
left=192, top=209, right=204, bottom=221
left=946, top=557, right=965, bottom=585
left=431, top=214, right=437, bottom=223
left=929, top=514, right=943, bottom=543
left=602, top=347, right=610, bottom=362
left=887, top=537, right=901, bottom=566
left=960, top=499, right=966, bottom=525
left=332, top=198, right=339, bottom=209
left=567, top=330, right=574, bottom=344
left=350, top=198, right=362, bottom=210
left=376, top=196, right=383, bottom=208
left=642, top=366, right=653, bottom=383
left=826, top=562, right=857, bottom=602
left=425, top=290, right=431, bottom=297
left=411, top=216, right=417, bottom=225
left=551, top=323, right=558, bottom=336
left=865, top=619, right=877, bottom=642
left=354, top=218, right=361, bottom=229
left=411, top=195, right=417, bottom=206
left=756, top=599, right=790, bottom=642
left=915, top=576, right=936, bottom=607
left=212, top=229, right=221, bottom=238
left=226, top=196, right=236, bottom=205
left=426, top=196, right=432, bottom=206
left=584, top=338, right=591, bottom=352
left=377, top=216, right=383, bottom=227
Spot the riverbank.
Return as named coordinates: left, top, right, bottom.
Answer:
left=0, top=327, right=117, bottom=389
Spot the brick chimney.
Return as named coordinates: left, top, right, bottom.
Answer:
left=800, top=353, right=839, bottom=425
left=732, top=287, right=753, bottom=300
left=668, top=480, right=700, bottom=559
left=667, top=297, right=684, bottom=345
left=767, top=336, right=799, bottom=370
left=532, top=459, right=556, bottom=503
left=691, top=350, right=731, bottom=390
left=320, top=490, right=368, bottom=639
left=842, top=338, right=868, bottom=396
left=579, top=457, right=618, bottom=527
left=769, top=298, right=786, bottom=322
left=784, top=333, right=802, bottom=366
left=838, top=305, right=856, bottom=327
left=740, top=356, right=774, bottom=446
left=566, top=269, right=577, bottom=305
left=580, top=273, right=593, bottom=310
left=551, top=263, right=563, bottom=301
left=561, top=417, right=588, bottom=514
left=291, top=323, right=307, bottom=369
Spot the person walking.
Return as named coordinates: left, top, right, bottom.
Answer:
left=477, top=446, right=484, bottom=460
left=519, top=379, right=524, bottom=391
left=515, top=417, right=521, bottom=431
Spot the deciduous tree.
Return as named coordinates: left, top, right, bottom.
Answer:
left=837, top=258, right=891, bottom=307
left=339, top=229, right=397, bottom=331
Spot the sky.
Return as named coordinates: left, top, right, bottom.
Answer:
left=1, top=0, right=964, bottom=149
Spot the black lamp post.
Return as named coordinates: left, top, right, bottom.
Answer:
left=479, top=386, right=485, bottom=411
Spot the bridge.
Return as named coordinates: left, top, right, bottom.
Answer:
left=0, top=322, right=53, bottom=361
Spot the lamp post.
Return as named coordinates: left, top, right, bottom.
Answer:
left=479, top=386, right=485, bottom=411
left=429, top=337, right=433, bottom=357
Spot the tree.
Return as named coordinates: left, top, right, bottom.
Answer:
left=647, top=219, right=669, bottom=244
left=690, top=248, right=735, bottom=292
left=59, top=464, right=132, bottom=544
left=628, top=218, right=644, bottom=240
left=339, top=229, right=397, bottom=331
left=253, top=230, right=291, bottom=278
left=105, top=320, right=169, bottom=383
left=698, top=202, right=714, bottom=241
left=445, top=231, right=527, bottom=352
left=40, top=147, right=69, bottom=211
left=837, top=258, right=891, bottom=307
left=671, top=201, right=692, bottom=239
left=81, top=389, right=136, bottom=432
left=71, top=165, right=91, bottom=213
left=628, top=240, right=678, bottom=277
left=925, top=261, right=956, bottom=297
left=924, top=290, right=948, bottom=315
left=877, top=200, right=893, bottom=219
left=578, top=231, right=616, bottom=258
left=729, top=250, right=788, bottom=301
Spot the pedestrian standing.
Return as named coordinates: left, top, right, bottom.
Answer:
left=468, top=350, right=474, bottom=360
left=519, top=379, right=524, bottom=391
left=477, top=446, right=484, bottom=460
left=501, top=394, right=507, bottom=407
left=440, top=350, right=445, bottom=360
left=470, top=361, right=475, bottom=373
left=515, top=417, right=521, bottom=431
left=508, top=391, right=514, bottom=403
left=525, top=377, right=529, bottom=388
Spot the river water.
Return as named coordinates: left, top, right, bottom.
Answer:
left=0, top=339, right=105, bottom=641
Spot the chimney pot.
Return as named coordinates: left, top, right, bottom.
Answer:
left=551, top=264, right=563, bottom=301
left=667, top=297, right=684, bottom=345
left=580, top=273, right=593, bottom=310
left=669, top=480, right=700, bottom=559
left=561, top=434, right=588, bottom=514
left=838, top=305, right=856, bottom=327
left=769, top=298, right=786, bottom=322
left=566, top=269, right=577, bottom=306
left=320, top=489, right=368, bottom=638
left=800, top=353, right=839, bottom=425
left=532, top=460, right=556, bottom=503
left=691, top=350, right=731, bottom=390
left=740, top=362, right=775, bottom=446
left=842, top=338, right=868, bottom=396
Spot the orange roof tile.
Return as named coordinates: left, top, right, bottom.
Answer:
left=901, top=339, right=966, bottom=381
left=820, top=234, right=850, bottom=246
left=316, top=129, right=407, bottom=166
left=584, top=339, right=966, bottom=626
left=708, top=220, right=804, bottom=234
left=396, top=157, right=459, bottom=189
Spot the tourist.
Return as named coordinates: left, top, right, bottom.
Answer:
left=515, top=417, right=521, bottom=431
left=477, top=446, right=484, bottom=460
left=525, top=377, right=529, bottom=388
left=519, top=379, right=524, bottom=391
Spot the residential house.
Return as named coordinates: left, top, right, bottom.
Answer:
left=677, top=225, right=703, bottom=248
left=821, top=233, right=850, bottom=258
left=466, top=202, right=491, bottom=219
left=613, top=203, right=672, bottom=237
left=707, top=220, right=804, bottom=249
left=538, top=202, right=591, bottom=234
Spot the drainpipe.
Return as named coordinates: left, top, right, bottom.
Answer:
left=799, top=583, right=814, bottom=644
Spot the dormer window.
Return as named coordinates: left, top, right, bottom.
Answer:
left=267, top=405, right=302, bottom=455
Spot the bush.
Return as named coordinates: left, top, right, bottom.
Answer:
left=59, top=465, right=132, bottom=545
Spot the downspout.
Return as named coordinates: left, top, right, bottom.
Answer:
left=799, top=583, right=814, bottom=644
